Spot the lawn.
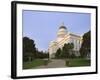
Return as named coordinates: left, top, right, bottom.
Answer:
left=23, top=59, right=49, bottom=69
left=66, top=58, right=91, bottom=67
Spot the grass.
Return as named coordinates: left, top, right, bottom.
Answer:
left=23, top=58, right=90, bottom=69
left=66, top=58, right=90, bottom=67
left=23, top=59, right=49, bottom=69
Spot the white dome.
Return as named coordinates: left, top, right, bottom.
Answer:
left=57, top=25, right=68, bottom=37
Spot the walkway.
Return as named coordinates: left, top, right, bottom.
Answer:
left=36, top=59, right=66, bottom=69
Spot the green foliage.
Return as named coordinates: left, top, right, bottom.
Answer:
left=66, top=58, right=90, bottom=67
left=23, top=37, right=36, bottom=62
left=23, top=59, right=49, bottom=69
left=23, top=37, right=49, bottom=62
left=55, top=48, right=62, bottom=58
left=36, top=51, right=49, bottom=59
left=55, top=43, right=74, bottom=59
left=62, top=43, right=74, bottom=58
left=80, top=31, right=91, bottom=58
left=61, top=44, right=69, bottom=58
left=70, top=53, right=76, bottom=59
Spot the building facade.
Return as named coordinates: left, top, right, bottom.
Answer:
left=48, top=24, right=82, bottom=58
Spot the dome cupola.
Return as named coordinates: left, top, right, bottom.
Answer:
left=57, top=22, right=68, bottom=38
left=59, top=25, right=67, bottom=29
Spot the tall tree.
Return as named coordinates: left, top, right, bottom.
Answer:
left=61, top=43, right=74, bottom=58
left=61, top=44, right=69, bottom=58
left=68, top=43, right=74, bottom=58
left=23, top=37, right=36, bottom=62
left=55, top=48, right=62, bottom=58
left=23, top=37, right=52, bottom=62
left=80, top=31, right=91, bottom=58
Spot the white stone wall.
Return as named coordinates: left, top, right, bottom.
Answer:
left=48, top=25, right=82, bottom=58
left=49, top=41, right=58, bottom=58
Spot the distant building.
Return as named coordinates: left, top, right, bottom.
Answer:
left=48, top=23, right=82, bottom=58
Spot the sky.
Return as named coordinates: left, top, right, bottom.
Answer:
left=23, top=10, right=91, bottom=52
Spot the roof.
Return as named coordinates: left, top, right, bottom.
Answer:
left=69, top=33, right=81, bottom=38
left=59, top=26, right=67, bottom=29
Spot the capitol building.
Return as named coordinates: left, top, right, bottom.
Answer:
left=48, top=23, right=82, bottom=58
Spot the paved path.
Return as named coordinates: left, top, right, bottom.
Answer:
left=36, top=59, right=66, bottom=69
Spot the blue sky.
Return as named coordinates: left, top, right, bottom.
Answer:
left=23, top=10, right=91, bottom=52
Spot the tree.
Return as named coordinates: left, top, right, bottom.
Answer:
left=80, top=31, right=91, bottom=58
left=61, top=44, right=69, bottom=58
left=23, top=37, right=50, bottom=62
left=67, top=43, right=74, bottom=58
left=35, top=50, right=49, bottom=59
left=70, top=53, right=76, bottom=59
left=55, top=43, right=74, bottom=59
left=61, top=43, right=74, bottom=58
left=23, top=37, right=36, bottom=62
left=55, top=48, right=62, bottom=58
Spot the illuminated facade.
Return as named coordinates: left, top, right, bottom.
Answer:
left=48, top=23, right=82, bottom=58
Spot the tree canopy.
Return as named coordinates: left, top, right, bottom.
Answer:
left=55, top=48, right=62, bottom=58
left=23, top=37, right=49, bottom=62
left=55, top=43, right=74, bottom=59
left=80, top=30, right=91, bottom=58
left=23, top=37, right=36, bottom=62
